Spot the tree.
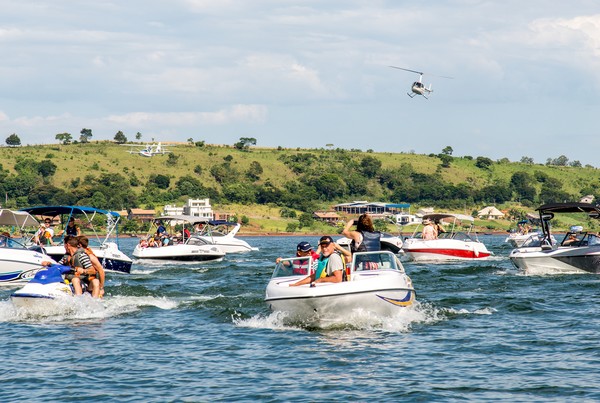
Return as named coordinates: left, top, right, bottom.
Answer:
left=438, top=154, right=453, bottom=168
left=80, top=128, right=93, bottom=143
left=475, top=156, right=493, bottom=170
left=136, top=132, right=142, bottom=140
left=360, top=156, right=382, bottom=179
left=148, top=174, right=170, bottom=189
left=442, top=146, right=453, bottom=155
left=520, top=156, right=534, bottom=164
left=187, top=138, right=194, bottom=145
left=234, top=137, right=257, bottom=150
left=6, top=133, right=21, bottom=146
left=37, top=160, right=57, bottom=177
left=114, top=131, right=127, bottom=144
left=246, top=161, right=263, bottom=181
left=55, top=132, right=72, bottom=145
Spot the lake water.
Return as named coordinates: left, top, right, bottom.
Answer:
left=1, top=235, right=600, bottom=402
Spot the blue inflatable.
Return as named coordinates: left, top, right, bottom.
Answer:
left=30, top=264, right=72, bottom=285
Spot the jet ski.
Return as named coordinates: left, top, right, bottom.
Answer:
left=11, top=264, right=74, bottom=310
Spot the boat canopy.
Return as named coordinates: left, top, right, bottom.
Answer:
left=207, top=220, right=237, bottom=226
left=536, top=202, right=600, bottom=216
left=21, top=205, right=120, bottom=218
left=422, top=213, right=474, bottom=223
left=157, top=214, right=206, bottom=224
left=0, top=209, right=39, bottom=227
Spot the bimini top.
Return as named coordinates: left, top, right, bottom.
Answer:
left=0, top=209, right=40, bottom=227
left=157, top=215, right=207, bottom=224
left=536, top=202, right=600, bottom=215
left=207, top=220, right=238, bottom=226
left=422, top=213, right=474, bottom=223
left=20, top=205, right=120, bottom=218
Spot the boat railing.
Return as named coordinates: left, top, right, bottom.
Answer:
left=351, top=251, right=404, bottom=274
left=272, top=256, right=314, bottom=279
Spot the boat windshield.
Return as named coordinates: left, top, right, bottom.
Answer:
left=272, top=256, right=314, bottom=279
left=452, top=232, right=474, bottom=242
left=351, top=251, right=403, bottom=273
left=0, top=235, right=28, bottom=249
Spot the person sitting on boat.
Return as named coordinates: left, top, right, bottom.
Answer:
left=35, top=218, right=55, bottom=245
left=342, top=213, right=381, bottom=254
left=139, top=238, right=149, bottom=248
left=290, top=236, right=344, bottom=287
left=59, top=217, right=81, bottom=237
left=276, top=241, right=320, bottom=275
left=422, top=219, right=437, bottom=240
left=156, top=220, right=167, bottom=236
left=563, top=233, right=579, bottom=246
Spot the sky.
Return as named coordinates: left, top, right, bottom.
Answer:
left=1, top=1, right=599, bottom=166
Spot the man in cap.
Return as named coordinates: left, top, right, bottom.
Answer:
left=290, top=235, right=344, bottom=286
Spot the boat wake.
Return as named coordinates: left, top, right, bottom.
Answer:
left=0, top=294, right=179, bottom=323
left=234, top=301, right=453, bottom=332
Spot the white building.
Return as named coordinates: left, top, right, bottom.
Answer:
left=163, top=198, right=214, bottom=221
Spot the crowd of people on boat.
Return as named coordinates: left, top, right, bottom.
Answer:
left=273, top=213, right=382, bottom=287
left=138, top=220, right=193, bottom=249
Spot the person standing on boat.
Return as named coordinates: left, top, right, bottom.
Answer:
left=35, top=218, right=55, bottom=245
left=422, top=219, right=438, bottom=240
left=342, top=213, right=381, bottom=253
left=290, top=236, right=344, bottom=287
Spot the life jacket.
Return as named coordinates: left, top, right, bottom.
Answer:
left=350, top=231, right=381, bottom=253
left=314, top=256, right=330, bottom=279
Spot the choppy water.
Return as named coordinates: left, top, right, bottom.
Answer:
left=1, top=235, right=600, bottom=402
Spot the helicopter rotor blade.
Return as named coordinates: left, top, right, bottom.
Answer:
left=389, top=66, right=423, bottom=75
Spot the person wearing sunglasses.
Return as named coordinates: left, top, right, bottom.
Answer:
left=290, top=236, right=344, bottom=287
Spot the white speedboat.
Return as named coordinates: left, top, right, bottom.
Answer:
left=336, top=232, right=404, bottom=254
left=11, top=264, right=74, bottom=310
left=20, top=206, right=133, bottom=274
left=402, top=213, right=491, bottom=262
left=195, top=220, right=257, bottom=253
left=509, top=202, right=600, bottom=275
left=133, top=215, right=225, bottom=261
left=264, top=251, right=416, bottom=326
left=0, top=209, right=56, bottom=284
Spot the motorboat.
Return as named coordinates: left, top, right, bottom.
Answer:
left=504, top=217, right=555, bottom=248
left=11, top=264, right=74, bottom=310
left=509, top=202, right=600, bottom=274
left=194, top=220, right=257, bottom=253
left=20, top=205, right=133, bottom=274
left=336, top=232, right=404, bottom=254
left=132, top=215, right=225, bottom=261
left=0, top=209, right=56, bottom=284
left=402, top=213, right=491, bottom=262
left=264, top=251, right=416, bottom=326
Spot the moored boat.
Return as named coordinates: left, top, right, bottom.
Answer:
left=194, top=220, right=257, bottom=253
left=264, top=251, right=416, bottom=326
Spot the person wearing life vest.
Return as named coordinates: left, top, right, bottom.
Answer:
left=290, top=236, right=344, bottom=287
left=54, top=236, right=101, bottom=297
left=276, top=241, right=320, bottom=275
left=342, top=213, right=381, bottom=253
left=77, top=235, right=106, bottom=298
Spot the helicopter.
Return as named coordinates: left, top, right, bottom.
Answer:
left=389, top=66, right=453, bottom=99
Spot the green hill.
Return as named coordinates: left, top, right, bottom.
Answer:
left=1, top=141, right=599, bottom=234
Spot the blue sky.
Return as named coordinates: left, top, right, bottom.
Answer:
left=1, top=1, right=599, bottom=165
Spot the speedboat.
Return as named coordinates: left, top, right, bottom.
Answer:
left=264, top=251, right=416, bottom=326
left=132, top=215, right=225, bottom=261
left=11, top=264, right=74, bottom=310
left=509, top=202, right=600, bottom=274
left=194, top=220, right=257, bottom=253
left=336, top=232, right=404, bottom=254
left=402, top=213, right=491, bottom=262
left=0, top=209, right=56, bottom=284
left=504, top=217, right=555, bottom=248
left=20, top=205, right=133, bottom=274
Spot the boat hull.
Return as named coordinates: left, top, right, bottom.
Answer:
left=509, top=246, right=600, bottom=274
left=403, top=239, right=491, bottom=262
left=44, top=242, right=132, bottom=274
left=0, top=249, right=55, bottom=285
left=132, top=244, right=225, bottom=262
left=265, top=271, right=415, bottom=325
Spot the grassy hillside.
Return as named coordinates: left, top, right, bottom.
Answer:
left=1, top=141, right=599, bottom=233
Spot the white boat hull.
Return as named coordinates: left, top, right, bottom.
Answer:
left=194, top=236, right=257, bottom=253
left=132, top=244, right=225, bottom=261
left=403, top=239, right=491, bottom=262
left=509, top=245, right=600, bottom=275
left=44, top=242, right=132, bottom=274
left=0, top=249, right=55, bottom=285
